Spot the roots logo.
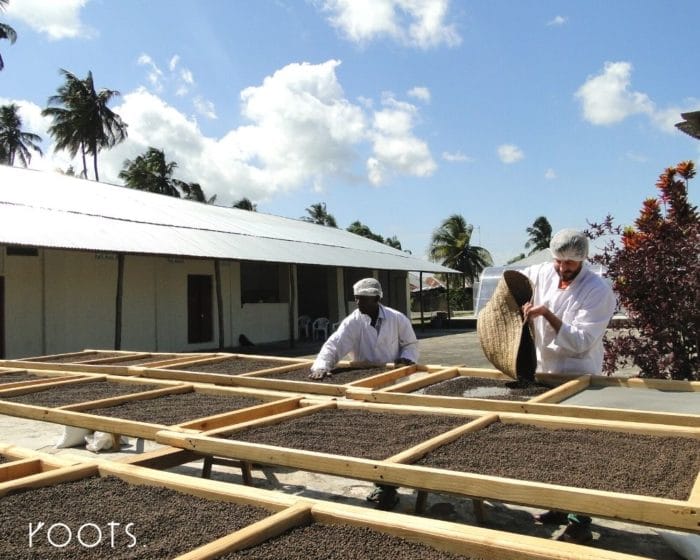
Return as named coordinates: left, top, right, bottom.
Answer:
left=28, top=522, right=137, bottom=549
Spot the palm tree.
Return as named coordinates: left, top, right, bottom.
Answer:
left=175, top=180, right=214, bottom=203
left=347, top=220, right=384, bottom=243
left=233, top=197, right=257, bottom=211
left=429, top=214, right=493, bottom=285
left=0, top=0, right=17, bottom=72
left=301, top=202, right=337, bottom=227
left=525, top=216, right=552, bottom=255
left=43, top=69, right=127, bottom=181
left=384, top=235, right=402, bottom=250
left=119, top=147, right=181, bottom=197
left=0, top=103, right=43, bottom=167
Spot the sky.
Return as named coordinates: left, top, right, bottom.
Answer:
left=1, top=0, right=699, bottom=266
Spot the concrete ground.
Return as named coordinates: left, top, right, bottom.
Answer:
left=0, top=327, right=693, bottom=560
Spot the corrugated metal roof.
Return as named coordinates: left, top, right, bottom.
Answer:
left=0, top=166, right=454, bottom=273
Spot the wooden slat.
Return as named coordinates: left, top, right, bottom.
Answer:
left=345, top=364, right=415, bottom=388
left=0, top=463, right=98, bottom=497
left=178, top=396, right=303, bottom=431
left=59, top=384, right=193, bottom=411
left=118, top=446, right=200, bottom=469
left=173, top=502, right=313, bottom=560
left=386, top=414, right=499, bottom=464
left=382, top=367, right=459, bottom=393
left=202, top=401, right=335, bottom=437
left=0, top=374, right=107, bottom=397
left=528, top=376, right=591, bottom=403
left=0, top=458, right=43, bottom=482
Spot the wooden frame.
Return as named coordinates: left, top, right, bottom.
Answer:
left=0, top=443, right=652, bottom=560
left=346, top=371, right=700, bottom=427
left=155, top=404, right=700, bottom=533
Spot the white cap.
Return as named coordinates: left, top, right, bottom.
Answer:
left=550, top=229, right=588, bottom=261
left=353, top=278, right=383, bottom=298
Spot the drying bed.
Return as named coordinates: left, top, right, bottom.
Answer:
left=0, top=475, right=269, bottom=559
left=416, top=421, right=700, bottom=500
left=418, top=376, right=552, bottom=401
left=225, top=408, right=471, bottom=460
left=175, top=357, right=303, bottom=374
left=255, top=365, right=389, bottom=384
left=220, top=521, right=471, bottom=560
left=0, top=380, right=163, bottom=408
left=92, top=392, right=265, bottom=425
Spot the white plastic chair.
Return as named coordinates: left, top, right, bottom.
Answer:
left=298, top=315, right=312, bottom=339
left=312, top=317, right=330, bottom=340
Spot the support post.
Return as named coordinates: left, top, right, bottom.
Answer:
left=114, top=253, right=124, bottom=350
left=214, top=259, right=225, bottom=350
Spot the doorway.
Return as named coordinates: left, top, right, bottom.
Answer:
left=187, top=274, right=213, bottom=344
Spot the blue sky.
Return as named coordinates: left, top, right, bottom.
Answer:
left=2, top=0, right=699, bottom=265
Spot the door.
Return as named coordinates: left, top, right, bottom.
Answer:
left=187, top=275, right=213, bottom=344
left=0, top=277, right=4, bottom=358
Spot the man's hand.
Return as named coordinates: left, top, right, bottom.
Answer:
left=522, top=303, right=562, bottom=333
left=309, top=368, right=330, bottom=380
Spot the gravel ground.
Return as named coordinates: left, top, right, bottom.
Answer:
left=2, top=381, right=163, bottom=408
left=417, top=422, right=700, bottom=499
left=23, top=352, right=126, bottom=363
left=0, top=372, right=44, bottom=385
left=228, top=408, right=471, bottom=460
left=223, top=521, right=475, bottom=559
left=263, top=365, right=388, bottom=383
left=92, top=392, right=264, bottom=425
left=177, top=357, right=300, bottom=374
left=419, top=377, right=553, bottom=401
left=0, top=476, right=269, bottom=559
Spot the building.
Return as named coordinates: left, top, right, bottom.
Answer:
left=0, top=166, right=453, bottom=358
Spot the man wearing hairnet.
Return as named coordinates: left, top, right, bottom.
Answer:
left=521, top=228, right=616, bottom=543
left=310, top=277, right=418, bottom=378
left=310, top=277, right=418, bottom=510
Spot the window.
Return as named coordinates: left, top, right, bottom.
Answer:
left=6, top=245, right=38, bottom=256
left=241, top=261, right=287, bottom=304
left=187, top=275, right=213, bottom=343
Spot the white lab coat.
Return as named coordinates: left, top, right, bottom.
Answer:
left=522, top=263, right=616, bottom=375
left=311, top=304, right=419, bottom=372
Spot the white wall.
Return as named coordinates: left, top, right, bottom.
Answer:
left=4, top=248, right=44, bottom=358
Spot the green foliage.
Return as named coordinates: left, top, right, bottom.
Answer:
left=588, top=161, right=699, bottom=379
left=301, top=202, right=337, bottom=227
left=429, top=214, right=493, bottom=285
left=0, top=0, right=17, bottom=72
left=0, top=103, right=42, bottom=166
left=525, top=216, right=552, bottom=254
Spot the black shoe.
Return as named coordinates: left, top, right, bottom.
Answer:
left=557, top=521, right=593, bottom=544
left=375, top=487, right=399, bottom=511
left=366, top=486, right=383, bottom=503
left=534, top=510, right=569, bottom=525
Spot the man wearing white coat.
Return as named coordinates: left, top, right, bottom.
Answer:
left=309, top=277, right=418, bottom=511
left=521, top=228, right=616, bottom=544
left=309, top=277, right=419, bottom=378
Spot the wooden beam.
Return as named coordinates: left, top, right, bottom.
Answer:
left=381, top=367, right=459, bottom=394
left=0, top=463, right=98, bottom=497
left=118, top=446, right=200, bottom=469
left=529, top=376, right=591, bottom=403
left=174, top=502, right=313, bottom=560
left=177, top=396, right=303, bottom=431
left=0, top=458, right=43, bottom=482
left=58, top=384, right=193, bottom=412
left=0, top=374, right=107, bottom=397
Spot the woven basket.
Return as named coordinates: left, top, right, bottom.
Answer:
left=477, top=270, right=537, bottom=380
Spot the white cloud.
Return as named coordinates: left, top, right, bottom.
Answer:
left=544, top=168, right=557, bottom=180
left=575, top=61, right=654, bottom=125
left=625, top=151, right=647, bottom=163
left=407, top=86, right=431, bottom=103
left=318, top=0, right=461, bottom=49
left=6, top=0, right=94, bottom=40
left=442, top=150, right=472, bottom=162
left=652, top=102, right=700, bottom=134
left=547, top=15, right=567, bottom=26
left=52, top=59, right=434, bottom=202
left=497, top=144, right=524, bottom=164
left=367, top=95, right=436, bottom=185
left=193, top=96, right=217, bottom=120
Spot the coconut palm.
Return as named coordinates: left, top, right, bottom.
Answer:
left=301, top=202, right=337, bottom=227
left=0, top=103, right=43, bottom=167
left=42, top=69, right=127, bottom=181
left=233, top=197, right=257, bottom=211
left=0, top=0, right=17, bottom=72
left=429, top=214, right=493, bottom=285
left=525, top=216, right=552, bottom=255
left=119, top=147, right=181, bottom=197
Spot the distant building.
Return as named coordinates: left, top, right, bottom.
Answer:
left=0, top=166, right=452, bottom=358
